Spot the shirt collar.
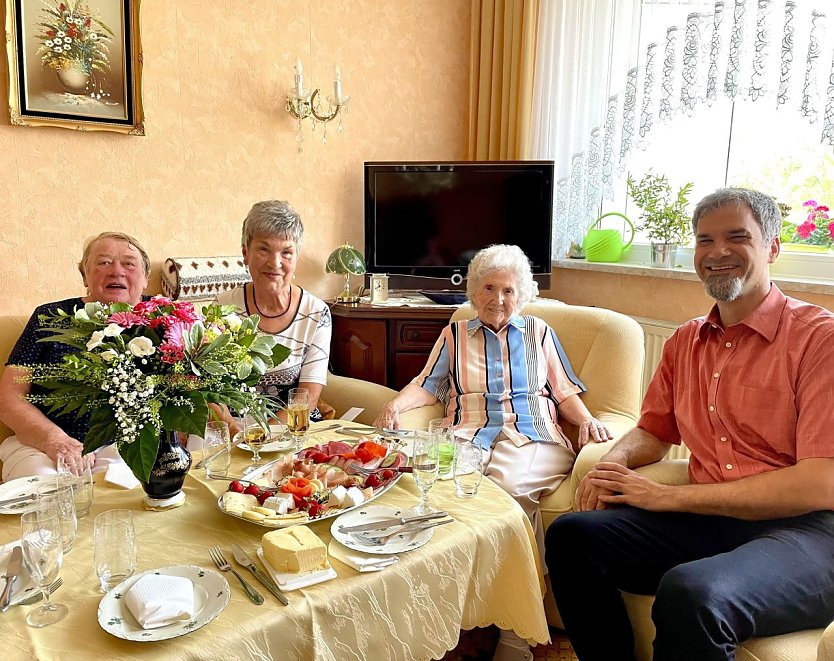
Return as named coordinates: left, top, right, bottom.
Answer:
left=697, top=284, right=785, bottom=343
left=467, top=314, right=525, bottom=336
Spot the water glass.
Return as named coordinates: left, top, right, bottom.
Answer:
left=287, top=387, right=310, bottom=447
left=94, top=509, right=137, bottom=593
left=37, top=482, right=76, bottom=554
left=412, top=432, right=440, bottom=514
left=56, top=454, right=94, bottom=518
left=428, top=418, right=455, bottom=477
left=203, top=420, right=231, bottom=478
left=453, top=440, right=484, bottom=498
left=20, top=509, right=67, bottom=627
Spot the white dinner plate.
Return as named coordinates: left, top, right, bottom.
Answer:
left=234, top=424, right=294, bottom=453
left=330, top=505, right=435, bottom=555
left=97, top=565, right=230, bottom=642
left=0, top=475, right=59, bottom=515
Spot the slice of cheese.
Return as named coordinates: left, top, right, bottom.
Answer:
left=329, top=485, right=347, bottom=507
left=262, top=526, right=327, bottom=573
left=222, top=491, right=258, bottom=514
left=263, top=493, right=295, bottom=515
left=343, top=486, right=365, bottom=508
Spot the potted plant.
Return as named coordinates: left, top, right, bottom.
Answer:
left=626, top=173, right=694, bottom=267
left=779, top=198, right=834, bottom=252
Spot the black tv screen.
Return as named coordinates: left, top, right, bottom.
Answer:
left=364, top=161, right=553, bottom=290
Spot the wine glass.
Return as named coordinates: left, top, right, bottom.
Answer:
left=412, top=432, right=440, bottom=515
left=287, top=388, right=310, bottom=449
left=37, top=482, right=76, bottom=554
left=242, top=414, right=269, bottom=473
left=20, top=509, right=67, bottom=627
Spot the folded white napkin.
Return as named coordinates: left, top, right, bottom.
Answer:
left=328, top=539, right=399, bottom=572
left=125, top=574, right=195, bottom=629
left=104, top=462, right=141, bottom=489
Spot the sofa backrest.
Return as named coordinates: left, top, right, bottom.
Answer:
left=0, top=315, right=28, bottom=441
left=449, top=300, right=645, bottom=440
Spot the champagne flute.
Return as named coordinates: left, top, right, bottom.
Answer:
left=242, top=413, right=268, bottom=472
left=20, top=509, right=67, bottom=627
left=287, top=388, right=310, bottom=450
left=412, top=432, right=440, bottom=515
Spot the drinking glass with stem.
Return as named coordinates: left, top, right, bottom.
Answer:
left=412, top=432, right=440, bottom=515
left=20, top=509, right=67, bottom=627
left=287, top=387, right=310, bottom=450
left=241, top=413, right=269, bottom=473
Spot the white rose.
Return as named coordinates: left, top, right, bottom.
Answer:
left=103, top=323, right=123, bottom=337
left=127, top=337, right=155, bottom=357
left=225, top=313, right=242, bottom=331
left=75, top=308, right=90, bottom=321
left=100, top=349, right=118, bottom=362
left=86, top=330, right=105, bottom=351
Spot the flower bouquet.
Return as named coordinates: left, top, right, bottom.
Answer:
left=23, top=296, right=289, bottom=481
left=780, top=199, right=834, bottom=250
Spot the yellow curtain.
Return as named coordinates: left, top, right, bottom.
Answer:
left=468, top=0, right=540, bottom=161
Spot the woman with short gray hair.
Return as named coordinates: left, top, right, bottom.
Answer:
left=215, top=200, right=331, bottom=425
left=374, top=243, right=610, bottom=661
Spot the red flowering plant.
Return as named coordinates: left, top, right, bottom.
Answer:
left=781, top=199, right=834, bottom=249
left=19, top=296, right=288, bottom=481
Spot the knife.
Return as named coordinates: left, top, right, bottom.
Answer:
left=339, top=427, right=418, bottom=438
left=230, top=543, right=288, bottom=606
left=0, top=546, right=22, bottom=612
left=338, top=510, right=448, bottom=534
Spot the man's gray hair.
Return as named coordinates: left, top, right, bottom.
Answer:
left=242, top=200, right=304, bottom=249
left=691, top=187, right=781, bottom=242
left=466, top=244, right=538, bottom=308
left=78, top=231, right=151, bottom=278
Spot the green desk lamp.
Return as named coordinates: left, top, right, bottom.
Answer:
left=326, top=243, right=366, bottom=303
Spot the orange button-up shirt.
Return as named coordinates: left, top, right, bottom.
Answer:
left=638, top=285, right=834, bottom=484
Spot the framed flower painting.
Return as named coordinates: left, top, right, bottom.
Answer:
left=4, top=0, right=144, bottom=134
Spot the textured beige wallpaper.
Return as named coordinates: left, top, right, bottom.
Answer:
left=0, top=0, right=470, bottom=315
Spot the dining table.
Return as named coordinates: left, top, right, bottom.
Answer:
left=0, top=421, right=550, bottom=660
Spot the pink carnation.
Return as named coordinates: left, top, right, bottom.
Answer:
left=828, top=222, right=834, bottom=240
left=132, top=300, right=159, bottom=316
left=796, top=221, right=817, bottom=239
left=108, top=311, right=149, bottom=328
left=150, top=295, right=173, bottom=307
left=171, top=301, right=198, bottom=324
left=803, top=199, right=818, bottom=207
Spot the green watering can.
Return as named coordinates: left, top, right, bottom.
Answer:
left=582, top=212, right=635, bottom=262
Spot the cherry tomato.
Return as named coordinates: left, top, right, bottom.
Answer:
left=308, top=502, right=325, bottom=518
left=244, top=484, right=261, bottom=497
left=379, top=469, right=395, bottom=482
left=364, top=473, right=381, bottom=489
left=355, top=447, right=373, bottom=464
left=229, top=480, right=245, bottom=493
left=257, top=489, right=275, bottom=505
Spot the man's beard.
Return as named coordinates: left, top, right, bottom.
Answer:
left=704, top=274, right=743, bottom=302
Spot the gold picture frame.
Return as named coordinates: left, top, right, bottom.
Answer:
left=5, top=0, right=144, bottom=134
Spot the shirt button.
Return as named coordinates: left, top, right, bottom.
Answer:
left=709, top=405, right=715, bottom=412
left=725, top=342, right=732, bottom=348
left=720, top=436, right=727, bottom=442
left=713, top=372, right=720, bottom=378
left=725, top=463, right=733, bottom=470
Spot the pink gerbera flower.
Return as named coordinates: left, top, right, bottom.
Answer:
left=796, top=221, right=817, bottom=239
left=108, top=311, right=149, bottom=328
left=828, top=222, right=834, bottom=241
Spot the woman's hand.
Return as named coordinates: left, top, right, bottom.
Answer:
left=577, top=417, right=613, bottom=448
left=47, top=434, right=92, bottom=474
left=373, top=401, right=401, bottom=430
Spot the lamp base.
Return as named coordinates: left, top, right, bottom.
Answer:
left=335, top=293, right=361, bottom=304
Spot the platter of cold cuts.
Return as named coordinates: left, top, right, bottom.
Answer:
left=217, top=439, right=410, bottom=528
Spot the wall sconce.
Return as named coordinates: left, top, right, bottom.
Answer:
left=285, top=58, right=349, bottom=141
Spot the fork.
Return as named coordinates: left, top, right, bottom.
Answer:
left=351, top=464, right=412, bottom=476
left=208, top=547, right=264, bottom=605
left=357, top=518, right=454, bottom=546
left=16, top=578, right=63, bottom=606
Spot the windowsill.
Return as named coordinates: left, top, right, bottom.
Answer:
left=553, top=245, right=834, bottom=296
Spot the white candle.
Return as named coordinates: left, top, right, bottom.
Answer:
left=333, top=65, right=342, bottom=103
left=296, top=57, right=303, bottom=75
left=295, top=58, right=304, bottom=96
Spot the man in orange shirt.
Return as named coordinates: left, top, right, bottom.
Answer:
left=545, top=188, right=834, bottom=661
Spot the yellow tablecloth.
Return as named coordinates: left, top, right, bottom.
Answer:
left=0, top=423, right=549, bottom=660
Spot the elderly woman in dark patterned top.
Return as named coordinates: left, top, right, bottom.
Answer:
left=0, top=232, right=151, bottom=480
left=214, top=200, right=331, bottom=426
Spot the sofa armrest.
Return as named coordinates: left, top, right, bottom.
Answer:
left=399, top=403, right=445, bottom=431
left=321, top=373, right=398, bottom=426
left=818, top=620, right=834, bottom=661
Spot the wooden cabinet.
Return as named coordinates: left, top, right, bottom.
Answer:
left=329, top=302, right=456, bottom=390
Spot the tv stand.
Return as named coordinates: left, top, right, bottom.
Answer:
left=329, top=299, right=458, bottom=389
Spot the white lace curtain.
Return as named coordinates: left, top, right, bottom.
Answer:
left=531, top=0, right=834, bottom=260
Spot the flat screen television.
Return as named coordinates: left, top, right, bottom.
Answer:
left=364, top=161, right=554, bottom=292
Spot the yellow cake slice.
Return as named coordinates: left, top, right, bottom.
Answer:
left=262, top=526, right=328, bottom=573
